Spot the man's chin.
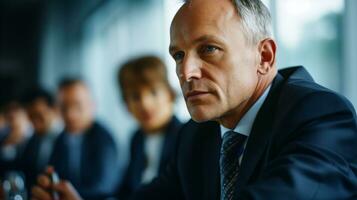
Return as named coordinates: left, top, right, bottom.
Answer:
left=188, top=108, right=216, bottom=123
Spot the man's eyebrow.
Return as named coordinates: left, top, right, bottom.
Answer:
left=192, top=35, right=222, bottom=44
left=169, top=35, right=224, bottom=54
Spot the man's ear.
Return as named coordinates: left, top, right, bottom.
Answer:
left=257, top=38, right=277, bottom=75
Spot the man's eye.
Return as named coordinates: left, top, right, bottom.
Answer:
left=173, top=51, right=184, bottom=62
left=201, top=45, right=218, bottom=54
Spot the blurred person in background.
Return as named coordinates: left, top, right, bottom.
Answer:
left=31, top=55, right=183, bottom=200
left=48, top=78, right=120, bottom=200
left=0, top=100, right=32, bottom=177
left=19, top=88, right=63, bottom=190
left=116, top=55, right=182, bottom=199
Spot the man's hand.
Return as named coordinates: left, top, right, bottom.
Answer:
left=31, top=167, right=82, bottom=200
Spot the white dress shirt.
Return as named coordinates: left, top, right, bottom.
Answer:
left=220, top=85, right=271, bottom=163
left=141, top=132, right=165, bottom=184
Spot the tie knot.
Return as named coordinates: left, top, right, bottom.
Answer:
left=221, top=131, right=247, bottom=155
left=222, top=131, right=247, bottom=144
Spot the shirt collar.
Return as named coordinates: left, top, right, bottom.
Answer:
left=220, top=85, right=271, bottom=137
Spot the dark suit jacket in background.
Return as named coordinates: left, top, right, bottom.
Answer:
left=131, top=66, right=357, bottom=200
left=49, top=121, right=120, bottom=200
left=0, top=130, right=28, bottom=178
left=0, top=128, right=10, bottom=177
left=117, top=116, right=182, bottom=200
left=19, top=131, right=59, bottom=190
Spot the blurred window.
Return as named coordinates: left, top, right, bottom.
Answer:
left=274, top=0, right=344, bottom=91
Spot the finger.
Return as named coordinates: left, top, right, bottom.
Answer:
left=45, top=166, right=55, bottom=174
left=31, top=186, right=52, bottom=200
left=53, top=180, right=73, bottom=194
left=53, top=181, right=82, bottom=200
left=37, top=174, right=51, bottom=188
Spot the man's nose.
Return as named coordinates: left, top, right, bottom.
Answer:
left=178, top=55, right=202, bottom=82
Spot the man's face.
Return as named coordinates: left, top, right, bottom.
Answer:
left=58, top=84, right=94, bottom=133
left=5, top=104, right=29, bottom=132
left=26, top=99, right=56, bottom=135
left=170, top=0, right=260, bottom=123
left=125, top=83, right=174, bottom=133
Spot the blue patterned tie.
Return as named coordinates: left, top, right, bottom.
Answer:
left=220, top=131, right=247, bottom=200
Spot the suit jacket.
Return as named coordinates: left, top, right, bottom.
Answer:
left=0, top=127, right=9, bottom=145
left=0, top=128, right=10, bottom=177
left=0, top=131, right=28, bottom=178
left=131, top=66, right=357, bottom=200
left=49, top=121, right=120, bottom=200
left=19, top=131, right=59, bottom=190
left=117, top=116, right=182, bottom=200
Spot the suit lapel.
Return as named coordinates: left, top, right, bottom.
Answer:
left=202, top=122, right=221, bottom=200
left=159, top=117, right=180, bottom=172
left=134, top=132, right=146, bottom=188
left=237, top=74, right=284, bottom=188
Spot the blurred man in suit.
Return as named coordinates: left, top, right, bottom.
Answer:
left=20, top=88, right=62, bottom=190
left=32, top=0, right=357, bottom=199
left=0, top=100, right=32, bottom=177
left=48, top=79, right=120, bottom=200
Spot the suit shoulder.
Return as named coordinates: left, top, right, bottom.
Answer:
left=178, top=120, right=220, bottom=142
left=89, top=121, right=113, bottom=136
left=53, top=131, right=66, bottom=144
left=280, top=79, right=355, bottom=115
left=167, top=116, right=184, bottom=135
left=180, top=119, right=216, bottom=133
left=274, top=79, right=357, bottom=137
left=87, top=121, right=116, bottom=146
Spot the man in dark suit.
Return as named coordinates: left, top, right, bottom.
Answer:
left=49, top=79, right=120, bottom=200
left=32, top=0, right=357, bottom=199
left=20, top=88, right=62, bottom=190
left=0, top=100, right=32, bottom=178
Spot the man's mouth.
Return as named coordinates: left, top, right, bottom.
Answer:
left=185, top=91, right=210, bottom=100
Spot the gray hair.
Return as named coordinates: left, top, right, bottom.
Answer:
left=233, top=0, right=273, bottom=44
left=184, top=0, right=273, bottom=45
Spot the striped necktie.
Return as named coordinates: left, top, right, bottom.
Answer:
left=220, top=131, right=247, bottom=200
